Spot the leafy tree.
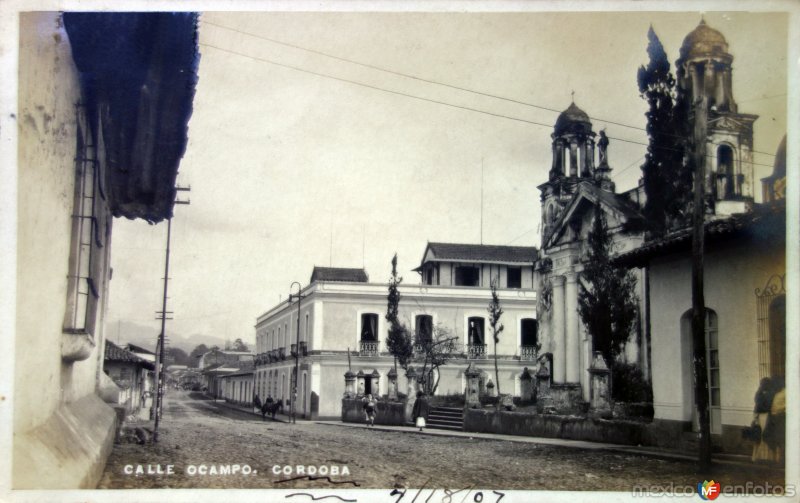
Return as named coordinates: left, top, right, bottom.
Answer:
left=166, top=347, right=190, bottom=366
left=416, top=324, right=458, bottom=395
left=577, top=206, right=639, bottom=363
left=487, top=278, right=505, bottom=397
left=385, top=254, right=413, bottom=370
left=229, top=338, right=249, bottom=352
left=189, top=343, right=209, bottom=367
left=637, top=26, right=692, bottom=235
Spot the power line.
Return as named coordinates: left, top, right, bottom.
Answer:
left=201, top=21, right=777, bottom=158
left=198, top=42, right=778, bottom=170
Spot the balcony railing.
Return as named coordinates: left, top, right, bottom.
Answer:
left=299, top=341, right=308, bottom=356
left=359, top=341, right=379, bottom=357
left=466, top=344, right=487, bottom=359
left=519, top=346, right=539, bottom=360
left=290, top=343, right=297, bottom=357
left=278, top=347, right=286, bottom=360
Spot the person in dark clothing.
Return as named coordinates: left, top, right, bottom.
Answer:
left=763, top=376, right=785, bottom=464
left=751, top=377, right=777, bottom=462
left=363, top=394, right=377, bottom=427
left=412, top=392, right=430, bottom=432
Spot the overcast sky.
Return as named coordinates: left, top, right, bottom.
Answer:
left=104, top=9, right=788, bottom=350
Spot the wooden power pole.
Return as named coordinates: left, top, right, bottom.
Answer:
left=691, top=95, right=712, bottom=470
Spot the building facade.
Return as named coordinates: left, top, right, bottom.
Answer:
left=614, top=21, right=784, bottom=454
left=254, top=246, right=538, bottom=420
left=13, top=12, right=197, bottom=488
left=535, top=103, right=648, bottom=400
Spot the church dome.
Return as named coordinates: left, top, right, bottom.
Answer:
left=679, top=20, right=730, bottom=61
left=554, top=102, right=592, bottom=136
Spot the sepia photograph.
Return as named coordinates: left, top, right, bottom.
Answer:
left=0, top=1, right=797, bottom=502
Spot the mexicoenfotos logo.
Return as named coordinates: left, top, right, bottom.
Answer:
left=697, top=480, right=721, bottom=500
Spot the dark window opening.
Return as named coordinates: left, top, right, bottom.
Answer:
left=364, top=378, right=372, bottom=396
left=521, top=318, right=538, bottom=347
left=360, top=313, right=378, bottom=341
left=507, top=267, right=522, bottom=288
left=415, top=315, right=433, bottom=344
left=717, top=145, right=735, bottom=199
left=426, top=267, right=434, bottom=286
left=769, top=295, right=786, bottom=379
left=468, top=317, right=485, bottom=345
left=455, top=266, right=480, bottom=287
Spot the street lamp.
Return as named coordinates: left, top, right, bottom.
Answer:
left=288, top=281, right=306, bottom=424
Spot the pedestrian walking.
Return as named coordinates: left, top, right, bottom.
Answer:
left=363, top=394, right=377, bottom=427
left=412, top=391, right=430, bottom=432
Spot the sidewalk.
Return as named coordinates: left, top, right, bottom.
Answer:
left=314, top=420, right=778, bottom=471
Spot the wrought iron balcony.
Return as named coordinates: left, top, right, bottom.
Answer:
left=466, top=344, right=487, bottom=359
left=278, top=347, right=286, bottom=360
left=299, top=341, right=308, bottom=356
left=269, top=349, right=278, bottom=362
left=359, top=341, right=379, bottom=357
left=290, top=344, right=297, bottom=357
left=519, top=346, right=539, bottom=360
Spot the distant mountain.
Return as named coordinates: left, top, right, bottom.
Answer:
left=109, top=320, right=229, bottom=355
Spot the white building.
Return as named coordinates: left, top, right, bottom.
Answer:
left=614, top=21, right=785, bottom=454
left=254, top=244, right=539, bottom=420
left=13, top=12, right=197, bottom=488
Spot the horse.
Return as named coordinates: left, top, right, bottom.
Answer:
left=261, top=399, right=283, bottom=420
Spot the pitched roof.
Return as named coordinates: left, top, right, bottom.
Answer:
left=105, top=341, right=155, bottom=370
left=310, top=267, right=369, bottom=283
left=544, top=182, right=644, bottom=248
left=614, top=202, right=785, bottom=268
left=423, top=242, right=538, bottom=264
left=125, top=343, right=155, bottom=355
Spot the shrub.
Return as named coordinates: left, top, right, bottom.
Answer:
left=611, top=362, right=653, bottom=403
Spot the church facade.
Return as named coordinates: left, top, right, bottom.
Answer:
left=534, top=20, right=784, bottom=454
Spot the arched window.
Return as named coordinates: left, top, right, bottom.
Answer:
left=768, top=295, right=786, bottom=378
left=717, top=145, right=735, bottom=199
left=680, top=308, right=721, bottom=434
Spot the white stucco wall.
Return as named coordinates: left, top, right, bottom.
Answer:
left=16, top=11, right=86, bottom=432
left=649, top=237, right=785, bottom=428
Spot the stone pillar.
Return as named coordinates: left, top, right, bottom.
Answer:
left=565, top=271, right=580, bottom=383
left=588, top=351, right=612, bottom=418
left=569, top=141, right=578, bottom=176
left=551, top=275, right=566, bottom=383
left=535, top=360, right=554, bottom=413
left=370, top=369, right=380, bottom=396
left=387, top=368, right=398, bottom=400
left=581, top=142, right=591, bottom=177
left=464, top=363, right=481, bottom=408
left=520, top=367, right=533, bottom=402
left=356, top=370, right=365, bottom=397
left=344, top=370, right=355, bottom=398
left=404, top=367, right=418, bottom=422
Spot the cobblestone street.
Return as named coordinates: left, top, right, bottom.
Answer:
left=97, top=391, right=785, bottom=493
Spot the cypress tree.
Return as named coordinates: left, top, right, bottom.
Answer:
left=578, top=206, right=639, bottom=363
left=637, top=26, right=691, bottom=235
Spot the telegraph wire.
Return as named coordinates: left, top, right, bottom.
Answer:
left=201, top=20, right=777, bottom=158
left=198, top=42, right=778, bottom=170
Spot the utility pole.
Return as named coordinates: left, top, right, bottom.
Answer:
left=691, top=95, right=712, bottom=470
left=152, top=186, right=190, bottom=443
left=288, top=282, right=307, bottom=424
